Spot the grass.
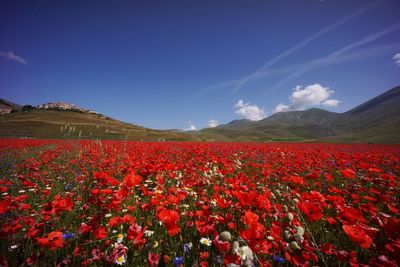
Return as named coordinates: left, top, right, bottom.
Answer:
left=0, top=109, right=194, bottom=141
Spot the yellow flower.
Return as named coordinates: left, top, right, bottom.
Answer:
left=117, top=233, right=124, bottom=243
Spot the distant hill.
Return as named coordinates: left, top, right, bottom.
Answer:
left=0, top=98, right=22, bottom=114
left=220, top=119, right=252, bottom=129
left=1, top=86, right=399, bottom=143
left=0, top=103, right=193, bottom=141
left=197, top=86, right=400, bottom=143
left=339, top=86, right=400, bottom=142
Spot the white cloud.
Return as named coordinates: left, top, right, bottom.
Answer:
left=234, top=100, right=267, bottom=121
left=207, top=119, right=219, bottom=128
left=290, top=84, right=334, bottom=110
left=273, top=103, right=291, bottom=113
left=185, top=121, right=197, bottom=131
left=0, top=51, right=27, bottom=65
left=274, top=84, right=340, bottom=113
left=394, top=53, right=400, bottom=66
left=322, top=99, right=341, bottom=107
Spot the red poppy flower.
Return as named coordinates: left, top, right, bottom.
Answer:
left=148, top=253, right=160, bottom=267
left=37, top=231, right=63, bottom=250
left=156, top=207, right=181, bottom=236
left=52, top=195, right=74, bottom=212
left=339, top=206, right=366, bottom=224
left=341, top=169, right=356, bottom=179
left=200, top=251, right=209, bottom=259
left=123, top=173, right=142, bottom=187
left=298, top=201, right=324, bottom=222
left=0, top=199, right=11, bottom=214
left=93, top=226, right=107, bottom=240
left=126, top=223, right=146, bottom=247
left=213, top=235, right=231, bottom=253
left=342, top=224, right=373, bottom=249
left=320, top=243, right=336, bottom=255
left=243, top=211, right=259, bottom=226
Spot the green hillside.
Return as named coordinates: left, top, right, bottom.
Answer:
left=0, top=108, right=193, bottom=141
left=196, top=86, right=400, bottom=143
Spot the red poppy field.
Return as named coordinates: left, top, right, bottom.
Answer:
left=0, top=139, right=399, bottom=267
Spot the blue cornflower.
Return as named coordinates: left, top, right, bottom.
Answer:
left=63, top=233, right=75, bottom=239
left=273, top=255, right=285, bottom=263
left=172, top=256, right=184, bottom=266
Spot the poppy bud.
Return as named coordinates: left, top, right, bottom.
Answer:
left=219, top=231, right=232, bottom=241
left=284, top=230, right=291, bottom=240
left=238, top=246, right=254, bottom=261
left=289, top=241, right=301, bottom=250
left=244, top=259, right=253, bottom=267
left=296, top=226, right=305, bottom=237
left=232, top=241, right=239, bottom=254
left=163, top=255, right=170, bottom=264
left=286, top=212, right=294, bottom=221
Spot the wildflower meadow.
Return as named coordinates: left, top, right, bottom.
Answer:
left=0, top=139, right=399, bottom=266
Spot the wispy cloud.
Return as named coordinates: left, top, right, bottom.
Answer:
left=394, top=52, right=400, bottom=66
left=0, top=51, right=27, bottom=65
left=270, top=22, right=400, bottom=93
left=231, top=0, right=382, bottom=93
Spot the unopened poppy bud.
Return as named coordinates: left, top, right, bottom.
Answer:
left=296, top=226, right=305, bottom=237
left=286, top=212, right=294, bottom=221
left=282, top=205, right=288, bottom=212
left=289, top=241, right=301, bottom=250
left=239, top=246, right=254, bottom=261
left=283, top=230, right=291, bottom=240
left=244, top=259, right=253, bottom=267
left=232, top=241, right=239, bottom=254
left=219, top=231, right=232, bottom=241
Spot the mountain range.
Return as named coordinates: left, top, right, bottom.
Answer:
left=1, top=85, right=399, bottom=143
left=198, top=86, right=400, bottom=143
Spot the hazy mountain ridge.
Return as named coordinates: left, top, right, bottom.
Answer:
left=198, top=86, right=400, bottom=143
left=1, top=86, right=399, bottom=143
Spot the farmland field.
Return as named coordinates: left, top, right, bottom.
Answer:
left=0, top=139, right=399, bottom=266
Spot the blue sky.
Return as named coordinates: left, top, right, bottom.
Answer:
left=1, top=0, right=399, bottom=130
